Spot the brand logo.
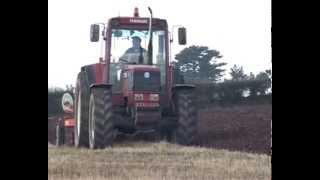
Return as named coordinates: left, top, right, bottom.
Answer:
left=130, top=18, right=148, bottom=24
left=144, top=72, right=150, bottom=78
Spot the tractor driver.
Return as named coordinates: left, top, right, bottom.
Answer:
left=120, top=35, right=148, bottom=64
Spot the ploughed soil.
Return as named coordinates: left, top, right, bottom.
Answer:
left=194, top=104, right=271, bottom=154
left=48, top=104, right=271, bottom=154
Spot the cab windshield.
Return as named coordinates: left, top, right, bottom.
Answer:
left=110, top=29, right=166, bottom=92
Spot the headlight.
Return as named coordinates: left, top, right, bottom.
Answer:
left=134, top=94, right=144, bottom=101
left=149, top=94, right=159, bottom=101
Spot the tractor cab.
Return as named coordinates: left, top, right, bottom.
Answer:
left=90, top=7, right=186, bottom=101
left=107, top=19, right=167, bottom=96
left=109, top=27, right=166, bottom=94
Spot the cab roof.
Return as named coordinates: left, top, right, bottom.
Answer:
left=108, top=17, right=167, bottom=29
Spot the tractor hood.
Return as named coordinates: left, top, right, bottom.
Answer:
left=124, top=64, right=160, bottom=72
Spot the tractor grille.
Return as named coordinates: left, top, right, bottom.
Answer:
left=133, top=71, right=160, bottom=92
left=136, top=106, right=160, bottom=111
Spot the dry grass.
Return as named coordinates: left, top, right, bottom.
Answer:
left=48, top=141, right=271, bottom=180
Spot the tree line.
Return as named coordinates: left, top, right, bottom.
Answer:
left=49, top=45, right=272, bottom=115
left=174, top=45, right=272, bottom=105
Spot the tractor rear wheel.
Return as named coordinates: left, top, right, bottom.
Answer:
left=74, top=72, right=90, bottom=148
left=173, top=89, right=197, bottom=145
left=89, top=87, right=114, bottom=149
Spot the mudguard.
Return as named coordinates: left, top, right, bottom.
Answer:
left=172, top=84, right=195, bottom=91
left=90, top=83, right=113, bottom=89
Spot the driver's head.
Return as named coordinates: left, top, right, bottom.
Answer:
left=132, top=36, right=141, bottom=48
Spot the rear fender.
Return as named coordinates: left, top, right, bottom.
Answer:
left=90, top=83, right=113, bottom=91
left=171, top=84, right=196, bottom=98
left=172, top=84, right=195, bottom=91
left=81, top=62, right=106, bottom=86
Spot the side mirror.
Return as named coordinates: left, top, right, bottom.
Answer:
left=178, top=27, right=187, bottom=45
left=90, top=24, right=100, bottom=42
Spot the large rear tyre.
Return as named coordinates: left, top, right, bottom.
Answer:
left=89, top=87, right=114, bottom=149
left=173, top=89, right=197, bottom=145
left=74, top=72, right=90, bottom=148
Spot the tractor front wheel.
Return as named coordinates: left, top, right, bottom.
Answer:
left=89, top=87, right=114, bottom=149
left=74, top=72, right=90, bottom=148
left=173, top=89, right=197, bottom=145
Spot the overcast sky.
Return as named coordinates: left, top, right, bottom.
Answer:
left=48, top=0, right=271, bottom=88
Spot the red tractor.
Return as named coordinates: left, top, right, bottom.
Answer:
left=74, top=7, right=197, bottom=149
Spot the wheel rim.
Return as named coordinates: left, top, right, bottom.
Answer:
left=90, top=98, right=95, bottom=143
left=89, top=94, right=95, bottom=148
left=77, top=91, right=81, bottom=138
left=56, top=124, right=59, bottom=145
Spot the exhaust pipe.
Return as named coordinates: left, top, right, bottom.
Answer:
left=147, top=7, right=153, bottom=65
